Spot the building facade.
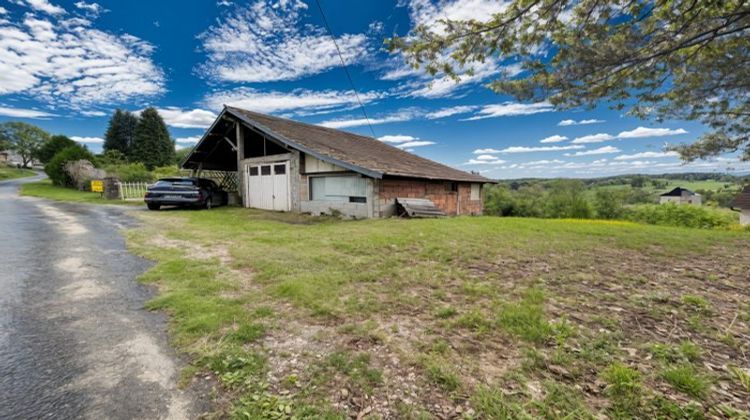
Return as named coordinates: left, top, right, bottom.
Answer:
left=182, top=106, right=492, bottom=218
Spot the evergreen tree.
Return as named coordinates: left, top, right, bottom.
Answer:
left=103, top=109, right=138, bottom=156
left=130, top=107, right=175, bottom=169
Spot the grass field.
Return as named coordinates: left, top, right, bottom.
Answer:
left=19, top=180, right=140, bottom=205
left=126, top=208, right=750, bottom=418
left=0, top=166, right=36, bottom=180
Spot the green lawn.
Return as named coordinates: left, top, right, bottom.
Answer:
left=0, top=166, right=37, bottom=180
left=19, top=180, right=140, bottom=205
left=127, top=208, right=750, bottom=418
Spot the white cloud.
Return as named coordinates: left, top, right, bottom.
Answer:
left=397, top=140, right=434, bottom=148
left=464, top=158, right=507, bottom=165
left=407, top=0, right=509, bottom=36
left=319, top=110, right=417, bottom=129
left=175, top=136, right=202, bottom=145
left=475, top=154, right=498, bottom=161
left=0, top=11, right=164, bottom=108
left=74, top=1, right=105, bottom=16
left=462, top=102, right=553, bottom=120
left=24, top=0, right=66, bottom=15
left=71, top=136, right=103, bottom=144
left=0, top=7, right=7, bottom=14
left=565, top=146, right=621, bottom=156
left=378, top=135, right=417, bottom=143
left=425, top=105, right=477, bottom=119
left=616, top=126, right=688, bottom=138
left=473, top=148, right=502, bottom=154
left=571, top=133, right=615, bottom=144
left=385, top=1, right=517, bottom=98
left=0, top=106, right=55, bottom=118
left=498, top=145, right=584, bottom=153
left=155, top=108, right=217, bottom=129
left=377, top=134, right=433, bottom=148
left=539, top=135, right=567, bottom=143
left=613, top=151, right=679, bottom=160
left=198, top=0, right=369, bottom=83
left=203, top=87, right=381, bottom=116
left=558, top=118, right=605, bottom=126
left=81, top=110, right=106, bottom=117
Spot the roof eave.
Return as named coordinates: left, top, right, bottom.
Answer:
left=180, top=108, right=231, bottom=170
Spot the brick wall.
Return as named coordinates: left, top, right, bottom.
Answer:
left=377, top=178, right=483, bottom=216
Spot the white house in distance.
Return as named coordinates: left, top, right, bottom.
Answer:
left=732, top=186, right=750, bottom=226
left=659, top=187, right=701, bottom=206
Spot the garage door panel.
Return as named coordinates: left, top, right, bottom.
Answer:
left=244, top=161, right=289, bottom=211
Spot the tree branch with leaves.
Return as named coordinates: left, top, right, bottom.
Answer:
left=387, top=0, right=750, bottom=161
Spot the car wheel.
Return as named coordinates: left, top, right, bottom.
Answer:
left=147, top=203, right=160, bottom=211
left=205, top=197, right=213, bottom=210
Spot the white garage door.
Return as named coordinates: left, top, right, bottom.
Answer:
left=244, top=162, right=290, bottom=211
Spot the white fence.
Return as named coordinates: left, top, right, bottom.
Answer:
left=117, top=181, right=150, bottom=201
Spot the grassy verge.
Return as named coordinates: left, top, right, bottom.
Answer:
left=126, top=209, right=750, bottom=418
left=20, top=179, right=140, bottom=205
left=0, top=166, right=37, bottom=180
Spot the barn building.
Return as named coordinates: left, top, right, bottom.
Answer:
left=659, top=187, right=702, bottom=206
left=181, top=106, right=493, bottom=218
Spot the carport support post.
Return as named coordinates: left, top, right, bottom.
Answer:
left=236, top=122, right=245, bottom=207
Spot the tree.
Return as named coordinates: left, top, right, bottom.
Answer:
left=44, top=144, right=96, bottom=186
left=387, top=1, right=750, bottom=161
left=0, top=122, right=49, bottom=167
left=593, top=189, right=626, bottom=219
left=130, top=107, right=175, bottom=170
left=37, top=134, right=76, bottom=164
left=104, top=109, right=139, bottom=156
left=544, top=180, right=592, bottom=218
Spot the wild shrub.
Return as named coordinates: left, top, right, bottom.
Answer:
left=44, top=145, right=96, bottom=187
left=624, top=203, right=737, bottom=229
left=103, top=163, right=152, bottom=182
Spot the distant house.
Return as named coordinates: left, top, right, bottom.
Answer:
left=181, top=106, right=494, bottom=218
left=732, top=186, right=750, bottom=226
left=659, top=187, right=701, bottom=206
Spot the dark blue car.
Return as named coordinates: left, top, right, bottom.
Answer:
left=144, top=177, right=228, bottom=210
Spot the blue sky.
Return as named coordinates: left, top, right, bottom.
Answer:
left=1, top=0, right=746, bottom=178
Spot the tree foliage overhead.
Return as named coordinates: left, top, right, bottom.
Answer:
left=130, top=107, right=175, bottom=170
left=0, top=122, right=49, bottom=167
left=387, top=0, right=750, bottom=161
left=104, top=109, right=139, bottom=156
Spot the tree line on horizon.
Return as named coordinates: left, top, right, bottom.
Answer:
left=0, top=107, right=177, bottom=169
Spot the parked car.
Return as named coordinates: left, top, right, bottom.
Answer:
left=144, top=177, right=228, bottom=210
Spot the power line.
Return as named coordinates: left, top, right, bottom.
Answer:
left=313, top=0, right=377, bottom=139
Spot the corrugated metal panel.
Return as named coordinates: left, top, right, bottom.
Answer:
left=396, top=198, right=445, bottom=218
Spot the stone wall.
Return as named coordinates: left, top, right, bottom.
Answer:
left=376, top=178, right=483, bottom=216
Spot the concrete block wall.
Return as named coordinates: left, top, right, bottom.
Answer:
left=298, top=174, right=375, bottom=219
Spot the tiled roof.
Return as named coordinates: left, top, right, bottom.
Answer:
left=225, top=106, right=493, bottom=183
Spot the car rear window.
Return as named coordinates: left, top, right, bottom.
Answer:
left=153, top=180, right=195, bottom=188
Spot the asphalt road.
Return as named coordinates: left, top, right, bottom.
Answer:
left=0, top=175, right=208, bottom=419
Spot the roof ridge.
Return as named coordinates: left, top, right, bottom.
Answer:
left=225, top=105, right=493, bottom=183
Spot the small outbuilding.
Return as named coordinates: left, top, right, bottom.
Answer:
left=732, top=185, right=750, bottom=226
left=659, top=187, right=701, bottom=206
left=181, top=106, right=494, bottom=218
